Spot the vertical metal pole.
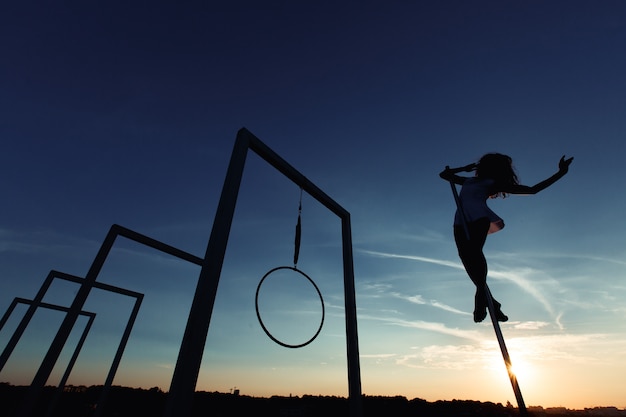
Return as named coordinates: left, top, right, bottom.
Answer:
left=164, top=132, right=250, bottom=417
left=484, top=287, right=527, bottom=416
left=448, top=179, right=527, bottom=417
left=16, top=227, right=119, bottom=417
left=93, top=293, right=144, bottom=417
left=341, top=214, right=363, bottom=417
left=44, top=312, right=96, bottom=417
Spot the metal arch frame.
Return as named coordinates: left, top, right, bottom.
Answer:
left=0, top=270, right=144, bottom=417
left=13, top=227, right=202, bottom=417
left=165, top=128, right=363, bottom=417
left=8, top=128, right=362, bottom=417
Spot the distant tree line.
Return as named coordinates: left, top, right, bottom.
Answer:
left=1, top=383, right=623, bottom=417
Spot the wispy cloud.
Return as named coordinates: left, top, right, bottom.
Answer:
left=511, top=321, right=550, bottom=330
left=360, top=250, right=463, bottom=270
left=360, top=353, right=397, bottom=359
left=353, top=228, right=447, bottom=247
left=488, top=268, right=556, bottom=317
left=390, top=292, right=471, bottom=316
left=501, top=250, right=626, bottom=267
left=359, top=313, right=484, bottom=342
left=431, top=300, right=469, bottom=316
left=359, top=282, right=393, bottom=296
left=396, top=344, right=493, bottom=370
left=392, top=292, right=426, bottom=305
left=0, top=228, right=98, bottom=254
left=360, top=249, right=561, bottom=323
left=505, top=333, right=617, bottom=365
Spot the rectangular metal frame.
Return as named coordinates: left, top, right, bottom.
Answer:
left=0, top=270, right=144, bottom=417
left=1, top=296, right=96, bottom=405
left=165, top=128, right=363, bottom=417
left=0, top=297, right=96, bottom=417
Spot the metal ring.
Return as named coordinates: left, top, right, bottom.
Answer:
left=255, top=266, right=325, bottom=348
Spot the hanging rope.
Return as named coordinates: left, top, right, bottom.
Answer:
left=294, top=188, right=302, bottom=267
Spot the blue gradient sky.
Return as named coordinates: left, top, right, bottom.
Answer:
left=1, top=1, right=626, bottom=409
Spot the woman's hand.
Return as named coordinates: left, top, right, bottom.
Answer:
left=440, top=164, right=473, bottom=184
left=463, top=163, right=477, bottom=172
left=558, top=155, right=574, bottom=173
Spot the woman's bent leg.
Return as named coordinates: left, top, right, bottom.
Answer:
left=455, top=218, right=491, bottom=322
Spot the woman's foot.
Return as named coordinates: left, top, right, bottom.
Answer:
left=474, top=293, right=487, bottom=322
left=474, top=308, right=487, bottom=323
left=475, top=297, right=508, bottom=322
left=492, top=300, right=509, bottom=322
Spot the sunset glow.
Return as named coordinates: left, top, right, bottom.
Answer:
left=1, top=1, right=626, bottom=412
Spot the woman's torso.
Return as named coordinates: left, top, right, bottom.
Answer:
left=455, top=177, right=504, bottom=234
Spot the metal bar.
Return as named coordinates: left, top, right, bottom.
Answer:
left=447, top=179, right=527, bottom=416
left=49, top=312, right=96, bottom=389
left=0, top=298, right=19, bottom=332
left=12, top=297, right=94, bottom=316
left=52, top=270, right=144, bottom=299
left=45, top=312, right=96, bottom=417
left=341, top=214, right=363, bottom=417
left=114, top=224, right=204, bottom=266
left=165, top=129, right=251, bottom=417
left=446, top=169, right=471, bottom=241
left=485, top=287, right=527, bottom=416
left=244, top=128, right=349, bottom=218
left=93, top=292, right=144, bottom=417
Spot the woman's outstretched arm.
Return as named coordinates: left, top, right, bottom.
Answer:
left=505, top=155, right=574, bottom=195
left=439, top=163, right=477, bottom=185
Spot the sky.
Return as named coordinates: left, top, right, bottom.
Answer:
left=1, top=0, right=626, bottom=411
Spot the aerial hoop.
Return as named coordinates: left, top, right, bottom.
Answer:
left=255, top=188, right=325, bottom=348
left=255, top=266, right=325, bottom=348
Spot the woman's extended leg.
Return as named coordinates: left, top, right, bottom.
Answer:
left=454, top=218, right=507, bottom=322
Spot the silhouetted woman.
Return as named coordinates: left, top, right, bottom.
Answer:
left=440, top=153, right=573, bottom=323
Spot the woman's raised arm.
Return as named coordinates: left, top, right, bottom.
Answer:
left=505, top=155, right=573, bottom=195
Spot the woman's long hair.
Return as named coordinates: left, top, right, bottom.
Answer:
left=476, top=153, right=519, bottom=198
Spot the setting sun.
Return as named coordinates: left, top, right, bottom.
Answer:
left=508, top=359, right=534, bottom=387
